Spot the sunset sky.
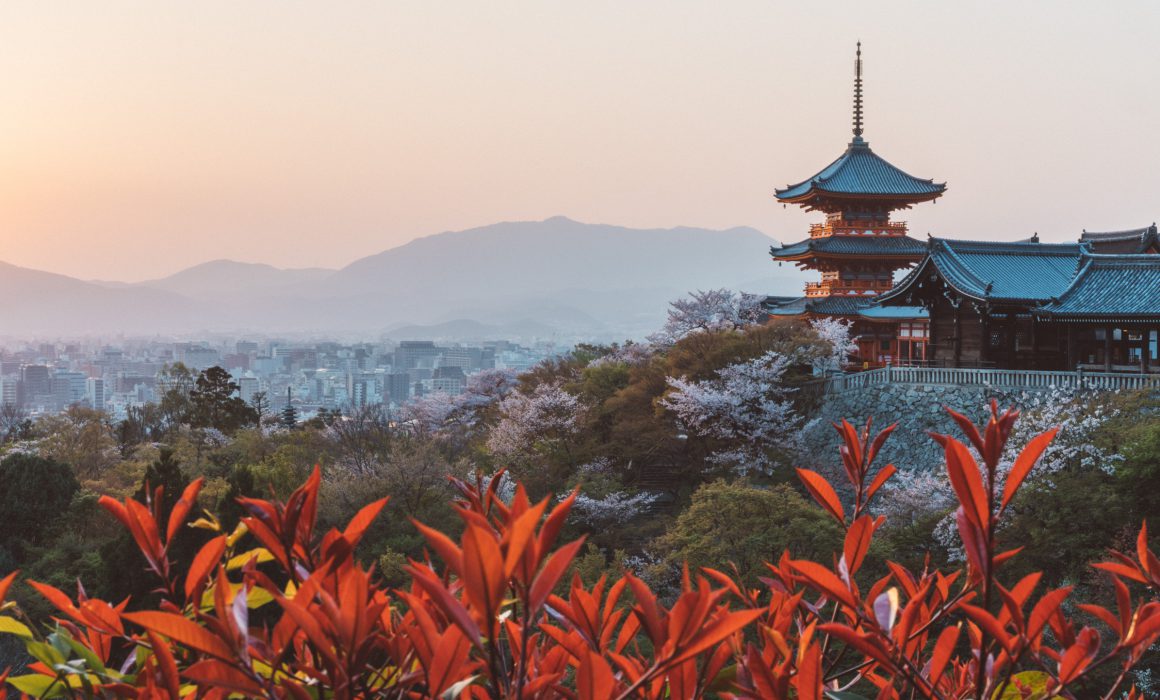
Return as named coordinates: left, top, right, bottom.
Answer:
left=1, top=1, right=1158, bottom=281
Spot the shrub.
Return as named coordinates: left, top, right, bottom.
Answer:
left=0, top=402, right=1155, bottom=698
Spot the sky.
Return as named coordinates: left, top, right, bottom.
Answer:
left=1, top=1, right=1158, bottom=281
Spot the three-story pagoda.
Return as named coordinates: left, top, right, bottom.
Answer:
left=766, top=44, right=945, bottom=365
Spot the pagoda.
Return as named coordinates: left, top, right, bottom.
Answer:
left=765, top=43, right=946, bottom=365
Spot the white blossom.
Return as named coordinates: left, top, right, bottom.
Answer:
left=648, top=289, right=765, bottom=346
left=487, top=382, right=584, bottom=458
left=569, top=490, right=659, bottom=527
left=660, top=351, right=800, bottom=474
left=810, top=317, right=859, bottom=374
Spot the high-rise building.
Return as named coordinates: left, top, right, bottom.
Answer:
left=384, top=373, right=410, bottom=405
left=86, top=377, right=106, bottom=411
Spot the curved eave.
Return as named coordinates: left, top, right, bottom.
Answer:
left=774, top=188, right=945, bottom=206
left=770, top=250, right=926, bottom=263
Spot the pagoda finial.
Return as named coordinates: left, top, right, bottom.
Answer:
left=852, top=42, right=864, bottom=139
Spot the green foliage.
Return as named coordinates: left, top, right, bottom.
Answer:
left=651, top=480, right=843, bottom=585
left=0, top=454, right=79, bottom=551
left=189, top=366, right=258, bottom=434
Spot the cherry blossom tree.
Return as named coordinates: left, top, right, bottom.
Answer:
left=809, top=316, right=858, bottom=374
left=486, top=381, right=585, bottom=462
left=648, top=288, right=766, bottom=346
left=660, top=350, right=801, bottom=474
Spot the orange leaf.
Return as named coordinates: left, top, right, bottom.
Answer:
left=796, top=468, right=845, bottom=524
left=0, top=571, right=19, bottom=606
left=343, top=497, right=388, bottom=548
left=865, top=464, right=897, bottom=501
left=577, top=650, right=616, bottom=700
left=460, top=523, right=505, bottom=624
left=411, top=519, right=464, bottom=576
left=944, top=438, right=989, bottom=531
left=529, top=537, right=586, bottom=613
left=184, top=535, right=227, bottom=603
left=123, top=611, right=235, bottom=660
left=794, top=641, right=822, bottom=700
left=166, top=478, right=204, bottom=543
left=791, top=560, right=857, bottom=609
left=928, top=624, right=960, bottom=685
left=146, top=630, right=181, bottom=699
left=1001, top=428, right=1057, bottom=510
left=843, top=515, right=875, bottom=576
left=183, top=659, right=265, bottom=695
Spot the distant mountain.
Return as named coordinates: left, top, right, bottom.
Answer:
left=0, top=217, right=805, bottom=339
left=139, top=260, right=335, bottom=301
left=0, top=262, right=197, bottom=336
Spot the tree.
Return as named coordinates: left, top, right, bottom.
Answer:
left=0, top=453, right=79, bottom=549
left=188, top=366, right=258, bottom=434
left=249, top=391, right=270, bottom=426
left=652, top=480, right=843, bottom=585
left=0, top=403, right=31, bottom=443
left=34, top=405, right=120, bottom=481
left=156, top=362, right=196, bottom=430
left=660, top=350, right=801, bottom=474
left=326, top=404, right=392, bottom=476
left=649, top=288, right=766, bottom=346
left=810, top=316, right=858, bottom=374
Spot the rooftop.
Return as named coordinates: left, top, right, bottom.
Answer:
left=771, top=234, right=927, bottom=260
left=1039, top=254, right=1160, bottom=319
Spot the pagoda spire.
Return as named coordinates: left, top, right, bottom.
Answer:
left=852, top=42, right=864, bottom=140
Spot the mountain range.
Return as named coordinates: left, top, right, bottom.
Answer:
left=1, top=217, right=806, bottom=340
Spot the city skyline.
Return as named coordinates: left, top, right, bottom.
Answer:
left=2, top=2, right=1159, bottom=280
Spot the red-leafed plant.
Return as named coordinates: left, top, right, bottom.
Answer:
left=0, top=401, right=1154, bottom=699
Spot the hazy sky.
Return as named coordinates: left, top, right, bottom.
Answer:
left=2, top=1, right=1158, bottom=281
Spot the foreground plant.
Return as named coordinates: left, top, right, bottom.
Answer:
left=0, top=401, right=1154, bottom=698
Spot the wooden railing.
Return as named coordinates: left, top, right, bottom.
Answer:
left=810, top=220, right=909, bottom=238
left=819, top=366, right=1160, bottom=395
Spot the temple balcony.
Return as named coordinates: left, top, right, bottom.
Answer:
left=810, top=220, right=909, bottom=238
left=804, top=279, right=894, bottom=297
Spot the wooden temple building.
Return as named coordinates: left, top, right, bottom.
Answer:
left=764, top=45, right=1160, bottom=372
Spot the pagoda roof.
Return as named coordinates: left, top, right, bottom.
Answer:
left=1080, top=224, right=1159, bottom=254
left=774, top=138, right=947, bottom=207
left=1038, top=254, right=1160, bottom=320
left=770, top=234, right=927, bottom=260
left=763, top=295, right=871, bottom=317
left=877, top=238, right=1087, bottom=305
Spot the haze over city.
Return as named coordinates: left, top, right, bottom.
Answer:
left=2, top=1, right=1159, bottom=281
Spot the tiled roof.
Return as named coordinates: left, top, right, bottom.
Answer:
left=1080, top=225, right=1159, bottom=254
left=879, top=238, right=1087, bottom=304
left=775, top=138, right=946, bottom=203
left=1039, top=254, right=1160, bottom=319
left=763, top=295, right=871, bottom=317
left=770, top=235, right=927, bottom=259
left=858, top=305, right=928, bottom=320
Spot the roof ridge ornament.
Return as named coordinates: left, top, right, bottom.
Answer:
left=852, top=42, right=864, bottom=141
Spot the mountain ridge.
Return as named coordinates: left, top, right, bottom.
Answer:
left=0, top=217, right=804, bottom=339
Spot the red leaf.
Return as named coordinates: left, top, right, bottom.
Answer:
left=460, top=523, right=505, bottom=625
left=944, top=438, right=989, bottom=532
left=184, top=535, right=227, bottom=603
left=1027, top=586, right=1071, bottom=643
left=791, top=560, right=857, bottom=609
left=183, top=659, right=265, bottom=695
left=865, top=464, right=897, bottom=501
left=529, top=537, right=586, bottom=614
left=928, top=624, right=960, bottom=685
left=796, top=468, right=845, bottom=524
left=843, top=515, right=875, bottom=576
left=412, top=519, right=464, bottom=577
left=959, top=604, right=1012, bottom=653
left=343, top=497, right=388, bottom=548
left=0, top=571, right=18, bottom=606
left=146, top=630, right=181, bottom=699
left=945, top=407, right=985, bottom=456
left=664, top=608, right=764, bottom=670
left=166, top=478, right=204, bottom=543
left=793, top=641, right=822, bottom=700
left=123, top=611, right=235, bottom=660
left=577, top=650, right=616, bottom=700
left=1001, top=428, right=1057, bottom=510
